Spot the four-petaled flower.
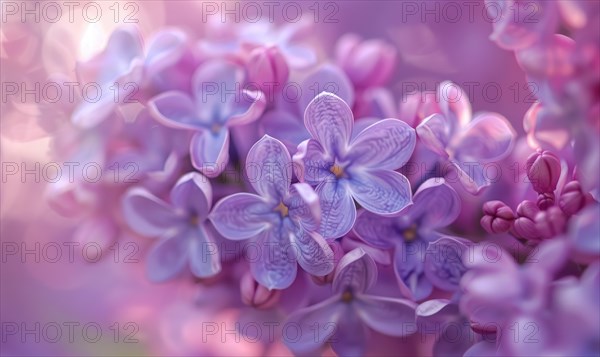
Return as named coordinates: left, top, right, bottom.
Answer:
left=209, top=135, right=334, bottom=289
left=122, top=172, right=221, bottom=282
left=283, top=248, right=417, bottom=356
left=353, top=178, right=469, bottom=301
left=149, top=59, right=266, bottom=178
left=294, top=92, right=416, bottom=239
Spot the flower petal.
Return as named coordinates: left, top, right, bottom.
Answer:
left=416, top=113, right=452, bottom=158
left=437, top=81, right=472, bottom=128
left=287, top=182, right=321, bottom=232
left=288, top=227, right=334, bottom=277
left=448, top=160, right=490, bottom=195
left=300, top=64, right=355, bottom=112
left=188, top=224, right=221, bottom=278
left=293, top=139, right=333, bottom=186
left=355, top=295, right=417, bottom=336
left=423, top=236, right=470, bottom=292
left=250, top=228, right=298, bottom=289
left=192, top=59, right=244, bottom=110
left=283, top=297, right=342, bottom=354
left=304, top=92, right=354, bottom=155
left=148, top=91, right=204, bottom=130
left=145, top=29, right=188, bottom=76
left=394, top=240, right=433, bottom=301
left=316, top=180, right=356, bottom=239
left=169, top=172, right=212, bottom=217
left=350, top=118, right=416, bottom=170
left=332, top=248, right=378, bottom=294
left=260, top=109, right=309, bottom=152
left=122, top=187, right=183, bottom=237
left=352, top=209, right=399, bottom=250
left=226, top=89, right=267, bottom=127
left=245, top=135, right=292, bottom=199
left=452, top=112, right=516, bottom=162
left=146, top=229, right=190, bottom=282
left=330, top=309, right=369, bottom=357
left=190, top=129, right=230, bottom=178
left=348, top=169, right=412, bottom=216
left=407, top=178, right=460, bottom=229
left=210, top=193, right=271, bottom=240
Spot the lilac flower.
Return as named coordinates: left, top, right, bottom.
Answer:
left=209, top=135, right=334, bottom=289
left=353, top=178, right=466, bottom=300
left=283, top=248, right=416, bottom=356
left=294, top=92, right=416, bottom=238
left=122, top=172, right=221, bottom=281
left=567, top=203, right=600, bottom=264
left=149, top=59, right=266, bottom=177
left=415, top=81, right=516, bottom=194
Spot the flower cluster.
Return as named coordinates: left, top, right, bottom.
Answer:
left=43, top=9, right=599, bottom=357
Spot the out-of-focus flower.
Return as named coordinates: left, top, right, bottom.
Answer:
left=122, top=172, right=221, bottom=281
left=210, top=135, right=334, bottom=289
left=246, top=45, right=289, bottom=101
left=240, top=271, right=281, bottom=309
left=567, top=204, right=600, bottom=263
left=283, top=248, right=416, bottom=356
left=294, top=92, right=416, bottom=238
left=149, top=60, right=266, bottom=177
left=335, top=33, right=397, bottom=89
left=481, top=200, right=515, bottom=234
left=415, top=81, right=516, bottom=194
left=354, top=178, right=464, bottom=300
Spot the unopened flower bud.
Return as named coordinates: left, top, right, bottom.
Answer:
left=481, top=200, right=515, bottom=234
left=513, top=200, right=541, bottom=240
left=240, top=272, right=281, bottom=309
left=537, top=192, right=555, bottom=210
left=535, top=206, right=566, bottom=239
left=526, top=149, right=561, bottom=194
left=335, top=34, right=396, bottom=89
left=247, top=46, right=289, bottom=97
left=559, top=181, right=589, bottom=216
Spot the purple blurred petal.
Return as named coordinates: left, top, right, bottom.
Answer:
left=190, top=129, right=230, bottom=178
left=188, top=224, right=221, bottom=278
left=169, top=172, right=212, bottom=218
left=300, top=64, right=355, bottom=112
left=394, top=240, right=433, bottom=300
left=353, top=209, right=398, bottom=250
left=146, top=229, right=190, bottom=282
left=350, top=118, right=416, bottom=170
left=122, top=187, right=183, bottom=237
left=348, top=169, right=412, bottom=215
left=416, top=113, right=452, bottom=158
left=453, top=112, right=516, bottom=162
left=149, top=91, right=204, bottom=130
left=330, top=310, right=369, bottom=356
left=226, top=89, right=267, bottom=127
left=145, top=29, right=188, bottom=77
left=356, top=295, right=417, bottom=336
left=260, top=109, right=308, bottom=151
left=210, top=193, right=271, bottom=240
left=283, top=297, right=341, bottom=354
left=408, top=178, right=460, bottom=228
left=333, top=248, right=377, bottom=294
left=424, top=236, right=470, bottom=292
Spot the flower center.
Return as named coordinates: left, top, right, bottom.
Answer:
left=211, top=123, right=222, bottom=134
left=403, top=224, right=418, bottom=242
left=274, top=201, right=289, bottom=218
left=341, top=290, right=353, bottom=303
left=189, top=214, right=200, bottom=226
left=330, top=164, right=345, bottom=178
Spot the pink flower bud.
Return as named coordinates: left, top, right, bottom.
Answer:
left=536, top=192, right=555, bottom=210
left=535, top=206, right=566, bottom=239
left=481, top=200, right=515, bottom=234
left=335, top=34, right=396, bottom=89
left=559, top=181, right=588, bottom=216
left=526, top=149, right=561, bottom=194
left=513, top=200, right=541, bottom=240
left=247, top=46, right=289, bottom=97
left=240, top=272, right=281, bottom=309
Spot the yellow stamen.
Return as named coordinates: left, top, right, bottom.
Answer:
left=403, top=224, right=418, bottom=242
left=274, top=201, right=289, bottom=217
left=211, top=123, right=222, bottom=134
left=341, top=290, right=353, bottom=303
left=189, top=215, right=200, bottom=226
left=330, top=165, right=344, bottom=178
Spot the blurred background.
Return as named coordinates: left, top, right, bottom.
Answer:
left=1, top=1, right=531, bottom=355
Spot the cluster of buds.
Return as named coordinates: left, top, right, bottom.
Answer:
left=481, top=150, right=592, bottom=242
